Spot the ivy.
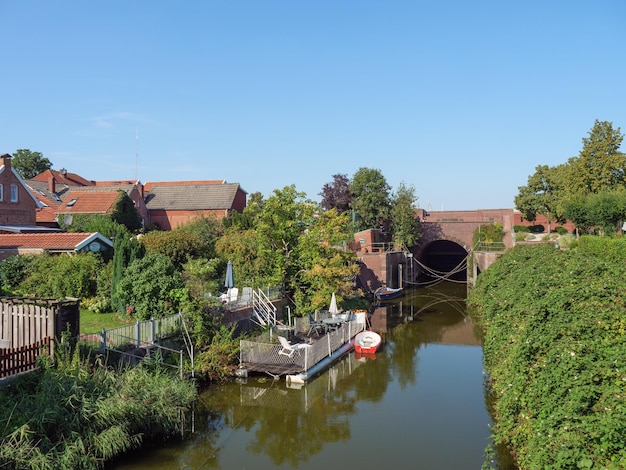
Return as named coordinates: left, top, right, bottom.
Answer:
left=469, top=239, right=626, bottom=469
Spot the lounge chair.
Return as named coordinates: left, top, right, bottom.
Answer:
left=277, top=335, right=311, bottom=358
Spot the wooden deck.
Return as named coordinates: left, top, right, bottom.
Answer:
left=239, top=317, right=366, bottom=380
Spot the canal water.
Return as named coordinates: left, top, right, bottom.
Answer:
left=112, top=282, right=514, bottom=470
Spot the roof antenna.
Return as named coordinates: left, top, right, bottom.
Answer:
left=135, top=127, right=139, bottom=181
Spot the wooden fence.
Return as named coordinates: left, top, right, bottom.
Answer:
left=0, top=297, right=80, bottom=381
left=0, top=337, right=51, bottom=379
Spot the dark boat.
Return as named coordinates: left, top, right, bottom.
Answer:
left=374, top=286, right=404, bottom=300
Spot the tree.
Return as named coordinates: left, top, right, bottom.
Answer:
left=563, top=120, right=626, bottom=195
left=109, top=191, right=143, bottom=232
left=390, top=182, right=422, bottom=248
left=293, top=208, right=360, bottom=311
left=349, top=167, right=391, bottom=231
left=254, top=185, right=319, bottom=288
left=319, top=174, right=351, bottom=214
left=514, top=164, right=564, bottom=233
left=12, top=149, right=52, bottom=179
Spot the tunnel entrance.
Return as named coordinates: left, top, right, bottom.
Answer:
left=416, top=240, right=468, bottom=282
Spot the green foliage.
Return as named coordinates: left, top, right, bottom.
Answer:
left=195, top=323, right=240, bottom=381
left=110, top=232, right=145, bottom=313
left=564, top=190, right=626, bottom=236
left=565, top=120, right=626, bottom=195
left=468, top=242, right=626, bottom=469
left=349, top=167, right=391, bottom=231
left=11, top=149, right=52, bottom=179
left=182, top=257, right=222, bottom=299
left=109, top=191, right=143, bottom=232
left=141, top=229, right=206, bottom=269
left=0, top=349, right=196, bottom=469
left=472, top=223, right=504, bottom=248
left=0, top=254, right=37, bottom=293
left=63, top=214, right=128, bottom=241
left=114, top=252, right=185, bottom=320
left=515, top=121, right=626, bottom=231
left=293, top=208, right=360, bottom=312
left=513, top=225, right=530, bottom=233
left=177, top=214, right=223, bottom=259
left=390, top=182, right=422, bottom=248
left=18, top=253, right=101, bottom=299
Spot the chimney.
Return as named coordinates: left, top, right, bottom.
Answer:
left=0, top=154, right=11, bottom=169
left=48, top=173, right=56, bottom=193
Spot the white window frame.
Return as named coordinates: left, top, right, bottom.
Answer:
left=10, top=184, right=18, bottom=202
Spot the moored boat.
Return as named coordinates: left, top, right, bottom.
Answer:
left=354, top=330, right=382, bottom=354
left=374, top=286, right=403, bottom=300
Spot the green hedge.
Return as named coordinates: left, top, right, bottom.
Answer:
left=468, top=240, right=626, bottom=469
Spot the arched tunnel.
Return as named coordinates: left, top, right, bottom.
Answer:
left=415, top=240, right=468, bottom=283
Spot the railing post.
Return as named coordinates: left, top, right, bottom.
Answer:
left=150, top=318, right=156, bottom=344
left=135, top=321, right=141, bottom=346
left=100, top=329, right=106, bottom=354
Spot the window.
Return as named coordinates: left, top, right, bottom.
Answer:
left=10, top=184, right=18, bottom=202
left=66, top=198, right=78, bottom=207
left=0, top=184, right=3, bottom=201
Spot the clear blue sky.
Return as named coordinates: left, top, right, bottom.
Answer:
left=2, top=1, right=625, bottom=210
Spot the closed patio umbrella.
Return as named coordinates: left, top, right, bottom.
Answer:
left=224, top=260, right=234, bottom=289
left=329, top=292, right=339, bottom=315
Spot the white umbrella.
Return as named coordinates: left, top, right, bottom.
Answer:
left=329, top=292, right=339, bottom=315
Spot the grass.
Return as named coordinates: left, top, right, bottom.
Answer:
left=80, top=309, right=133, bottom=335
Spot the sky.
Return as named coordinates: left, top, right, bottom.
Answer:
left=1, top=1, right=625, bottom=211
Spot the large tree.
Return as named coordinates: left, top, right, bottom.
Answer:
left=349, top=167, right=391, bottom=232
left=319, top=173, right=351, bottom=214
left=390, top=182, right=422, bottom=248
left=514, top=164, right=565, bottom=232
left=11, top=149, right=52, bottom=179
left=563, top=120, right=626, bottom=195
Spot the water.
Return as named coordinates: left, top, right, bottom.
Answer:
left=112, top=282, right=513, bottom=469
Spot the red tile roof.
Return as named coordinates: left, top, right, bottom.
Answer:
left=0, top=232, right=102, bottom=250
left=57, top=191, right=120, bottom=214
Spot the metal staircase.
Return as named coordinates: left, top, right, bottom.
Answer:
left=251, top=288, right=278, bottom=327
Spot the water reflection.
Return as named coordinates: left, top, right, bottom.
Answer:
left=112, top=282, right=513, bottom=470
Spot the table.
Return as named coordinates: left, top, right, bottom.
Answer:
left=322, top=317, right=343, bottom=333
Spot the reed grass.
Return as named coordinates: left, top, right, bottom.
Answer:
left=0, top=342, right=197, bottom=469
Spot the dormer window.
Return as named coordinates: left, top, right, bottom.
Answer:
left=10, top=184, right=18, bottom=202
left=66, top=198, right=78, bottom=207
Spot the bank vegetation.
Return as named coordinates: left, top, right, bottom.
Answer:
left=468, top=239, right=626, bottom=469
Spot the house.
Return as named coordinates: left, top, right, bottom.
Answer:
left=0, top=232, right=113, bottom=261
left=27, top=169, right=148, bottom=229
left=0, top=154, right=47, bottom=232
left=143, top=180, right=247, bottom=230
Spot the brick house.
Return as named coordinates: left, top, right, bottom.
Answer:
left=27, top=170, right=148, bottom=229
left=0, top=154, right=43, bottom=230
left=144, top=180, right=247, bottom=230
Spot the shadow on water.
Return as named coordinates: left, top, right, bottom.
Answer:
left=110, top=282, right=516, bottom=470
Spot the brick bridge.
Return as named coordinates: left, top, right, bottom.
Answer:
left=356, top=208, right=572, bottom=291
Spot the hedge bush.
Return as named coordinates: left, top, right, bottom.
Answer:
left=468, top=240, right=626, bottom=469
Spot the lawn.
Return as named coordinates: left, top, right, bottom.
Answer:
left=80, top=309, right=133, bottom=335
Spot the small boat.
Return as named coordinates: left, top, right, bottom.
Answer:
left=374, top=286, right=403, bottom=300
left=354, top=330, right=382, bottom=354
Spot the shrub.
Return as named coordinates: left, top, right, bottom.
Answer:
left=468, top=243, right=626, bottom=468
left=18, top=253, right=101, bottom=299
left=513, top=225, right=530, bottom=233
left=114, top=252, right=185, bottom=320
